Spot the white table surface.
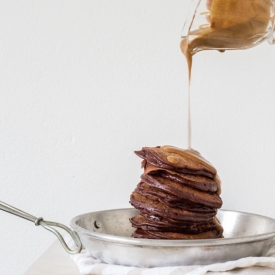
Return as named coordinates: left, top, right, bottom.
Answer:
left=24, top=241, right=275, bottom=275
left=24, top=241, right=81, bottom=275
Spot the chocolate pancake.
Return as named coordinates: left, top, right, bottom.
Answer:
left=142, top=213, right=207, bottom=225
left=141, top=213, right=223, bottom=231
left=130, top=192, right=215, bottom=222
left=141, top=173, right=222, bottom=208
left=132, top=228, right=223, bottom=239
left=135, top=147, right=215, bottom=178
left=132, top=229, right=159, bottom=239
left=130, top=215, right=219, bottom=234
left=144, top=163, right=218, bottom=192
left=135, top=182, right=216, bottom=214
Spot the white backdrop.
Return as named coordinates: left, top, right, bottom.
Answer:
left=1, top=1, right=275, bottom=274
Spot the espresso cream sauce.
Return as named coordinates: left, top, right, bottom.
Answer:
left=179, top=41, right=223, bottom=194
left=161, top=145, right=221, bottom=195
left=180, top=0, right=271, bottom=151
left=177, top=0, right=271, bottom=196
left=180, top=39, right=192, bottom=150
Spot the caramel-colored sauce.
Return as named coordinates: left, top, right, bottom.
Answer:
left=199, top=24, right=211, bottom=29
left=183, top=0, right=271, bottom=57
left=161, top=145, right=221, bottom=195
left=214, top=174, right=221, bottom=195
left=167, top=155, right=179, bottom=164
left=178, top=0, right=271, bottom=195
left=214, top=216, right=223, bottom=231
left=180, top=39, right=192, bottom=149
left=162, top=145, right=215, bottom=173
left=180, top=0, right=272, bottom=94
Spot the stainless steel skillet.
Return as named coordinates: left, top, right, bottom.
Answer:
left=1, top=200, right=275, bottom=267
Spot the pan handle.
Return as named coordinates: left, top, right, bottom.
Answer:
left=0, top=200, right=82, bottom=255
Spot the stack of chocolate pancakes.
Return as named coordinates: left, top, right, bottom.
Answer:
left=129, top=145, right=223, bottom=239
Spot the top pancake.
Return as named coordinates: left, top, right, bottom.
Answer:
left=135, top=147, right=216, bottom=178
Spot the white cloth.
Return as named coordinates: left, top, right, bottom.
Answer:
left=64, top=234, right=275, bottom=275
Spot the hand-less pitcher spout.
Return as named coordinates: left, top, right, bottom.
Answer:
left=182, top=0, right=275, bottom=55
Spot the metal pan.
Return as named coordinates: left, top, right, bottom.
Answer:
left=70, top=208, right=275, bottom=267
left=1, top=200, right=275, bottom=267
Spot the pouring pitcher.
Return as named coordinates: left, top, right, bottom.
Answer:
left=182, top=0, right=275, bottom=55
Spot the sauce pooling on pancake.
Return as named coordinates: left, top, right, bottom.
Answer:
left=161, top=145, right=221, bottom=195
left=161, top=145, right=215, bottom=172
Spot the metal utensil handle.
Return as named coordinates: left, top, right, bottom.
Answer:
left=0, top=200, right=82, bottom=255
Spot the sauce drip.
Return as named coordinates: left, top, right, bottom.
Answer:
left=180, top=39, right=192, bottom=149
